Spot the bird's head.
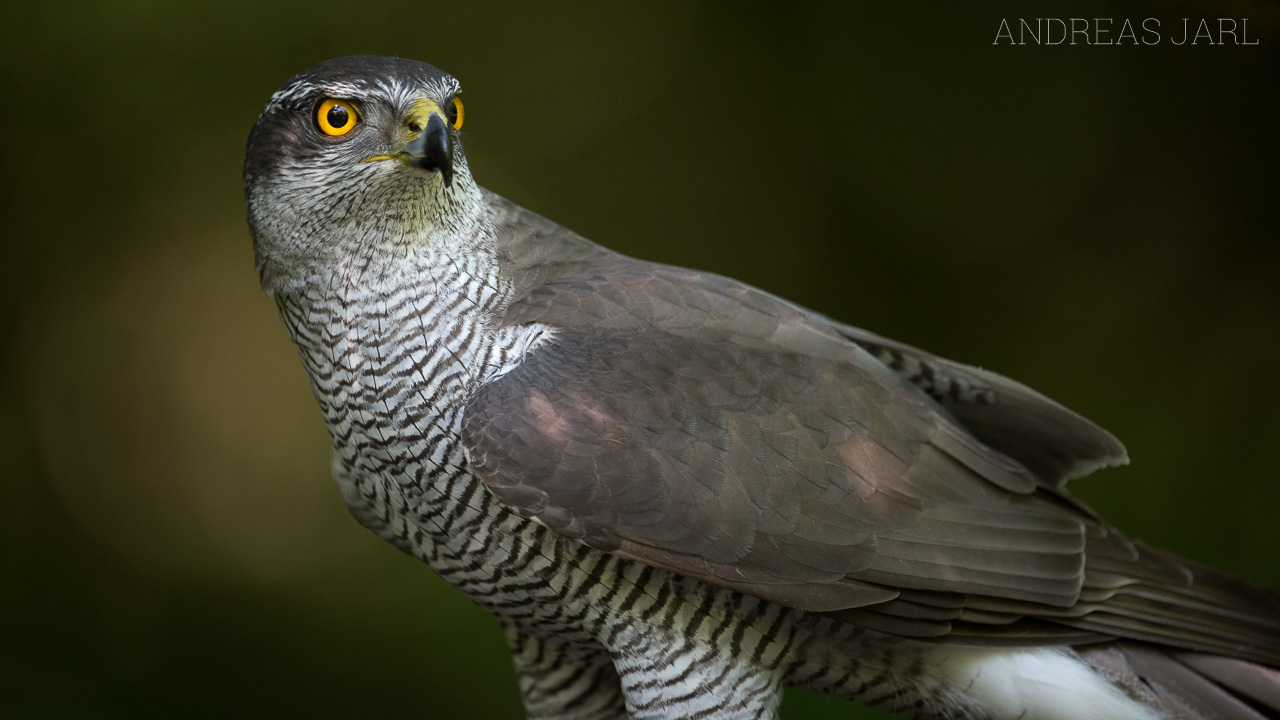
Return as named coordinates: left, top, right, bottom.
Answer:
left=244, top=56, right=480, bottom=294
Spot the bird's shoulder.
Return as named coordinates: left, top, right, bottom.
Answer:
left=483, top=189, right=1126, bottom=485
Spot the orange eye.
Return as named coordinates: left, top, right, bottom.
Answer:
left=451, top=96, right=465, bottom=130
left=317, top=99, right=359, bottom=136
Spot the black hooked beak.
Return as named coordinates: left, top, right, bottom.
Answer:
left=403, top=112, right=454, bottom=188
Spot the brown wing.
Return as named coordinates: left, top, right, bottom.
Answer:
left=463, top=193, right=1280, bottom=666
left=484, top=191, right=1127, bottom=488
left=462, top=324, right=1080, bottom=606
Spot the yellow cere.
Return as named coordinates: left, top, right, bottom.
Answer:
left=452, top=97, right=465, bottom=130
left=317, top=98, right=359, bottom=136
left=407, top=98, right=445, bottom=131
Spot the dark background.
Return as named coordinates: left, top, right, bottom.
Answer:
left=3, top=1, right=1277, bottom=718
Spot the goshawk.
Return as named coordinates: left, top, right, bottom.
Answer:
left=244, top=56, right=1280, bottom=720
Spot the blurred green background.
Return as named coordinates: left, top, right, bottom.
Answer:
left=3, top=1, right=1278, bottom=718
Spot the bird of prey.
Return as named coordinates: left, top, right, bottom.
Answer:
left=244, top=56, right=1280, bottom=720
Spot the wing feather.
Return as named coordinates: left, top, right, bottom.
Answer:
left=461, top=192, right=1280, bottom=666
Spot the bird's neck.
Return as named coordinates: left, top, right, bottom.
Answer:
left=254, top=173, right=488, bottom=297
left=273, top=213, right=541, bottom=510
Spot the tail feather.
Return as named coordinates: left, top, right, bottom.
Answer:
left=1177, top=654, right=1280, bottom=716
left=1081, top=644, right=1278, bottom=720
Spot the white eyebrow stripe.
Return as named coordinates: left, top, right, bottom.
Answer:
left=267, top=74, right=462, bottom=114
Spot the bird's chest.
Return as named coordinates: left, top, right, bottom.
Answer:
left=274, top=271, right=676, bottom=640
left=276, top=273, right=539, bottom=546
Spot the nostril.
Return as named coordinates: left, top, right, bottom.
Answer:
left=407, top=121, right=422, bottom=133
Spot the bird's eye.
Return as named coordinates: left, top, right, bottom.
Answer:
left=451, top=97, right=465, bottom=131
left=317, top=99, right=359, bottom=137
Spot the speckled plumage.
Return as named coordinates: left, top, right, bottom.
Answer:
left=245, top=56, right=1280, bottom=719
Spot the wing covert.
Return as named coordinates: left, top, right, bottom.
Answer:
left=461, top=324, right=1087, bottom=613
